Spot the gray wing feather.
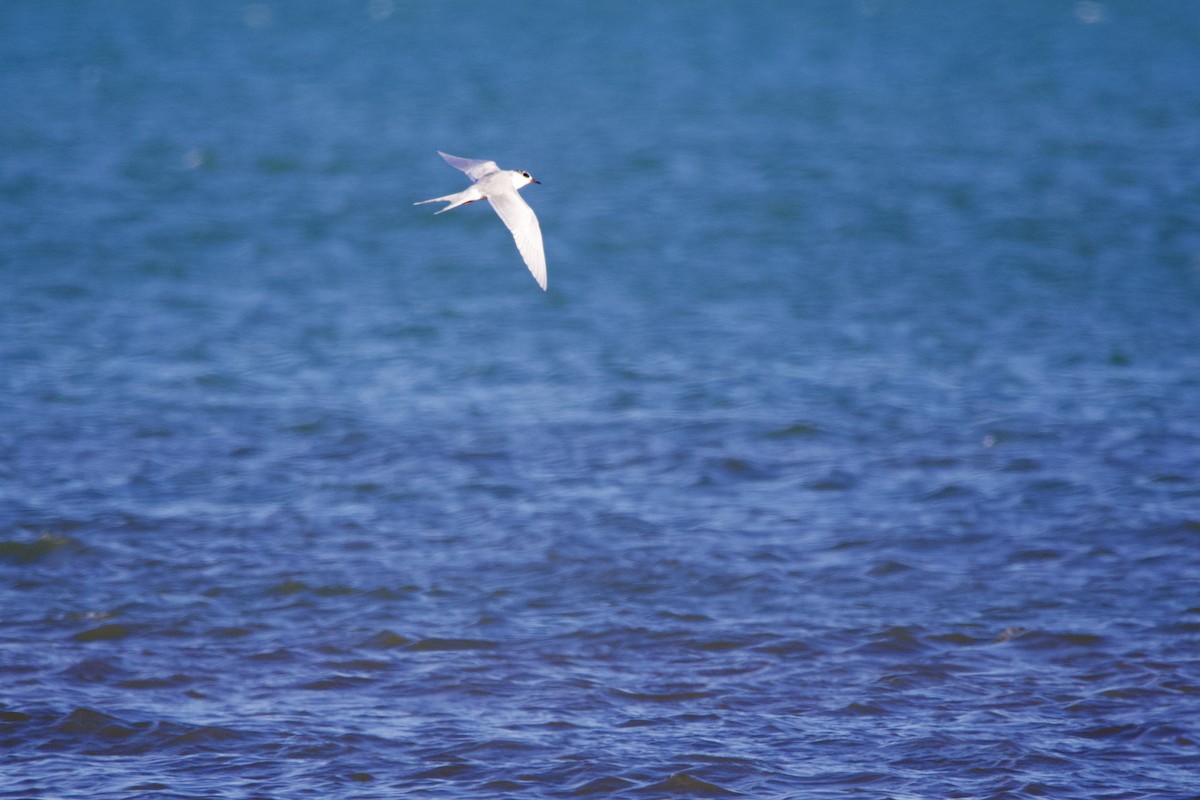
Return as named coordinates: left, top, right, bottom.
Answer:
left=438, top=151, right=500, bottom=182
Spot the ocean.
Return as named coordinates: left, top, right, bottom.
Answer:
left=2, top=2, right=1199, bottom=797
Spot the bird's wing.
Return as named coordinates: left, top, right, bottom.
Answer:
left=438, top=151, right=500, bottom=182
left=488, top=190, right=547, bottom=291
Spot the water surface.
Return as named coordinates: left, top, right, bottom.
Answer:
left=3, top=2, right=1200, bottom=798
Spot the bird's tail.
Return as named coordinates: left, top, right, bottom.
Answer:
left=414, top=187, right=482, bottom=214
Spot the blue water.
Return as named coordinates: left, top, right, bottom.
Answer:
left=3, top=2, right=1200, bottom=797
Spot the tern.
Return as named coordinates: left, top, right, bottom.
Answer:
left=415, top=151, right=547, bottom=291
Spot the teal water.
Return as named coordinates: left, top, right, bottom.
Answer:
left=3, top=3, right=1200, bottom=798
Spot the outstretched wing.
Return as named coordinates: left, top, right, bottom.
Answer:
left=488, top=190, right=546, bottom=291
left=438, top=151, right=500, bottom=182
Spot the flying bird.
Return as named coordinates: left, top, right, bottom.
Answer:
left=415, top=151, right=547, bottom=291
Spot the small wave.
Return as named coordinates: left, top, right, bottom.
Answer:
left=409, top=761, right=473, bottom=780
left=806, top=469, right=858, bottom=491
left=15, top=707, right=252, bottom=757
left=638, top=772, right=740, bottom=796
left=0, top=532, right=85, bottom=565
left=406, top=637, right=498, bottom=652
left=71, top=623, right=137, bottom=643
left=116, top=675, right=192, bottom=690
left=320, top=658, right=393, bottom=672
left=360, top=629, right=413, bottom=648
left=610, top=687, right=716, bottom=703
left=459, top=738, right=543, bottom=757
left=753, top=638, right=818, bottom=656
left=1008, top=548, right=1063, bottom=563
left=163, top=724, right=247, bottom=748
left=571, top=775, right=637, bottom=795
left=1010, top=630, right=1107, bottom=650
left=55, top=707, right=140, bottom=738
left=867, top=559, right=915, bottom=577
left=837, top=701, right=892, bottom=716
left=764, top=421, right=822, bottom=439
left=300, top=674, right=375, bottom=690
left=61, top=657, right=125, bottom=684
left=852, top=626, right=931, bottom=656
left=926, top=631, right=988, bottom=647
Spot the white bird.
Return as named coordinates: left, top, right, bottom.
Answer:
left=415, top=151, right=547, bottom=291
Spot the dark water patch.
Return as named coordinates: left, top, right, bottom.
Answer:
left=876, top=663, right=968, bottom=691
left=866, top=559, right=915, bottom=577
left=611, top=687, right=717, bottom=704
left=763, top=421, right=821, bottom=439
left=365, top=584, right=423, bottom=601
left=71, top=623, right=138, bottom=643
left=852, top=627, right=931, bottom=657
left=835, top=701, right=892, bottom=717
left=572, top=775, right=637, bottom=795
left=264, top=578, right=366, bottom=599
left=805, top=469, right=858, bottom=491
left=407, top=638, right=499, bottom=652
left=1069, top=722, right=1176, bottom=742
left=1012, top=630, right=1108, bottom=652
left=1024, top=477, right=1087, bottom=498
left=50, top=707, right=143, bottom=746
left=123, top=782, right=170, bottom=792
left=360, top=629, right=413, bottom=649
left=300, top=674, right=375, bottom=691
left=410, top=760, right=474, bottom=780
left=313, top=584, right=361, bottom=598
left=16, top=706, right=253, bottom=758
left=481, top=778, right=527, bottom=791
left=115, top=674, right=192, bottom=690
left=61, top=657, right=125, bottom=684
left=1010, top=548, right=1063, bottom=563
left=1097, top=685, right=1173, bottom=702
left=619, top=718, right=659, bottom=728
left=256, top=155, right=302, bottom=175
left=792, top=771, right=888, bottom=789
left=0, top=532, right=86, bottom=565
left=683, top=637, right=755, bottom=653
left=656, top=610, right=715, bottom=624
left=752, top=638, right=818, bottom=657
left=463, top=480, right=520, bottom=499
left=34, top=283, right=91, bottom=301
left=703, top=457, right=778, bottom=483
left=927, top=631, right=989, bottom=647
left=1003, top=457, right=1043, bottom=473
left=161, top=723, right=248, bottom=750
left=205, top=625, right=254, bottom=639
left=921, top=482, right=979, bottom=501
left=638, top=771, right=740, bottom=795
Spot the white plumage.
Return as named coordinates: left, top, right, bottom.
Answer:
left=415, top=151, right=547, bottom=291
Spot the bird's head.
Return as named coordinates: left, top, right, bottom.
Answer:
left=513, top=170, right=540, bottom=190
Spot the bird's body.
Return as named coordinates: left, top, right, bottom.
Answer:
left=415, top=151, right=547, bottom=291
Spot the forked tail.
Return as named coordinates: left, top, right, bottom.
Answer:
left=414, top=187, right=483, bottom=214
